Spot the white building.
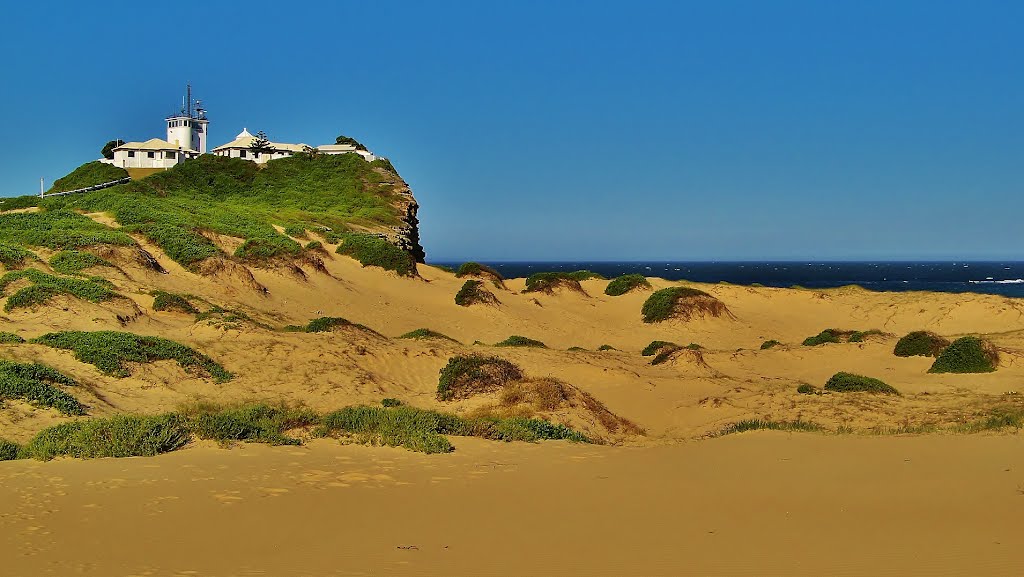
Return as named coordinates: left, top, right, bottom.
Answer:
left=110, top=85, right=207, bottom=170
left=211, top=128, right=309, bottom=163
left=317, top=144, right=377, bottom=162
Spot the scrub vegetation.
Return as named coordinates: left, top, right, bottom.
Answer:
left=0, top=269, right=118, bottom=311
left=823, top=372, right=900, bottom=395
left=604, top=274, right=651, bottom=296
left=641, top=287, right=728, bottom=323
left=894, top=331, right=950, bottom=357
left=928, top=337, right=999, bottom=374
left=0, top=360, right=85, bottom=415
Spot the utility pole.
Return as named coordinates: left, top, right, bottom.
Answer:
left=40, top=178, right=44, bottom=198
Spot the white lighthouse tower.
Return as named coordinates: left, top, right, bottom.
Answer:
left=165, top=84, right=209, bottom=153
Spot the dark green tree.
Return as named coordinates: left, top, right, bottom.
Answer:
left=335, top=134, right=367, bottom=151
left=249, top=131, right=274, bottom=158
left=101, top=140, right=125, bottom=159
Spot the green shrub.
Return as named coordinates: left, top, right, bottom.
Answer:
left=287, top=316, right=380, bottom=336
left=0, top=243, right=33, bottom=268
left=597, top=344, right=617, bottom=351
left=641, top=287, right=722, bottom=323
left=305, top=240, right=322, bottom=250
left=650, top=346, right=682, bottom=365
left=283, top=224, right=308, bottom=239
left=796, top=384, right=817, bottom=395
left=0, top=195, right=41, bottom=211
left=0, top=439, right=20, bottom=461
left=524, top=270, right=602, bottom=293
left=719, top=419, right=823, bottom=435
left=0, top=332, right=25, bottom=344
left=455, top=262, right=503, bottom=280
left=371, top=158, right=398, bottom=174
left=604, top=274, right=651, bottom=296
left=336, top=234, right=416, bottom=276
left=567, top=346, right=588, bottom=352
left=0, top=269, right=117, bottom=311
left=381, top=398, right=402, bottom=407
left=685, top=343, right=702, bottom=350
left=398, top=328, right=457, bottom=342
left=455, top=279, right=498, bottom=306
left=187, top=404, right=317, bottom=446
left=22, top=414, right=190, bottom=461
left=802, top=329, right=844, bottom=346
left=49, top=251, right=114, bottom=276
left=760, top=340, right=781, bottom=350
left=894, top=331, right=950, bottom=357
left=32, top=330, right=232, bottom=382
left=0, top=360, right=84, bottom=415
left=824, top=372, right=900, bottom=395
left=0, top=210, right=135, bottom=251
left=437, top=355, right=523, bottom=401
left=928, top=337, right=998, bottom=374
left=849, top=329, right=884, bottom=343
left=48, top=161, right=127, bottom=193
left=494, top=335, right=546, bottom=348
left=151, top=291, right=199, bottom=314
left=641, top=340, right=677, bottom=356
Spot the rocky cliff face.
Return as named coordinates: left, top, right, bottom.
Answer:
left=387, top=178, right=426, bottom=263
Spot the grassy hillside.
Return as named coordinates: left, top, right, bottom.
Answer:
left=1, top=154, right=419, bottom=269
left=49, top=162, right=128, bottom=193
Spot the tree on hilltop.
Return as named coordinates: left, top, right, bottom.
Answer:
left=249, top=131, right=275, bottom=158
left=335, top=134, right=367, bottom=151
left=101, top=139, right=125, bottom=159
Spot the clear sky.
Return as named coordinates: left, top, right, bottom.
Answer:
left=1, top=1, right=1021, bottom=261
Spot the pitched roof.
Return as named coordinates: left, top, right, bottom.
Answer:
left=212, top=128, right=309, bottom=153
left=114, top=138, right=194, bottom=153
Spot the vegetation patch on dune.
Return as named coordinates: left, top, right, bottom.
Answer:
left=597, top=344, right=617, bottom=351
left=437, top=355, right=524, bottom=401
left=0, top=439, right=19, bottom=461
left=284, top=316, right=381, bottom=336
left=641, top=340, right=678, bottom=356
left=0, top=243, right=34, bottom=268
left=151, top=291, right=199, bottom=314
left=650, top=346, right=683, bottom=365
left=494, top=335, right=547, bottom=348
left=894, top=331, right=950, bottom=357
left=824, top=372, right=900, bottom=395
left=796, top=384, right=818, bottom=395
left=48, top=161, right=128, bottom=193
left=641, top=287, right=730, bottom=323
left=0, top=269, right=117, bottom=311
left=0, top=332, right=25, bottom=344
left=604, top=274, right=651, bottom=296
left=455, top=279, right=499, bottom=306
left=0, top=360, right=85, bottom=415
left=185, top=403, right=318, bottom=446
left=760, top=339, right=781, bottom=350
left=0, top=210, right=135, bottom=251
left=398, top=328, right=458, bottom=342
left=848, top=329, right=884, bottom=342
left=336, top=233, right=416, bottom=276
left=31, top=331, right=232, bottom=382
left=928, top=337, right=998, bottom=374
left=524, top=271, right=601, bottom=294
left=22, top=414, right=189, bottom=461
left=455, top=262, right=505, bottom=287
left=802, top=329, right=885, bottom=346
left=718, top=419, right=824, bottom=435
left=49, top=250, right=115, bottom=276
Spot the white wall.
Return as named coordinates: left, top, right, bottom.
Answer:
left=113, top=149, right=185, bottom=169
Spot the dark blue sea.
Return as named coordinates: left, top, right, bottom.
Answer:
left=430, top=261, right=1024, bottom=299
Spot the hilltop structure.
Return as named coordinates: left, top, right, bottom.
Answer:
left=108, top=86, right=378, bottom=169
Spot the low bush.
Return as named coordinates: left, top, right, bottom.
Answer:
left=305, top=240, right=322, bottom=250
left=523, top=271, right=598, bottom=293
left=824, top=372, right=900, bottom=395
left=381, top=398, right=402, bottom=407
left=186, top=404, right=318, bottom=446
left=23, top=414, right=190, bottom=461
left=48, top=161, right=128, bottom=193
left=0, top=332, right=25, bottom=344
left=928, top=337, right=999, bottom=374
left=0, top=439, right=20, bottom=461
left=567, top=346, right=588, bottom=352
left=398, top=328, right=457, bottom=342
left=650, top=346, right=682, bottom=365
left=234, top=235, right=303, bottom=261
left=151, top=291, right=199, bottom=314
left=894, top=331, right=950, bottom=358
left=455, top=262, right=503, bottom=280
left=597, top=344, right=617, bottom=351
left=437, top=355, right=523, bottom=401
left=849, top=329, right=884, bottom=343
left=286, top=316, right=380, bottom=336
left=604, top=274, right=651, bottom=296
left=455, top=279, right=499, bottom=306
left=641, top=287, right=728, bottom=323
left=0, top=360, right=84, bottom=415
left=641, top=340, right=677, bottom=356
left=0, top=243, right=33, bottom=268
left=495, top=335, right=547, bottom=348
left=760, top=340, right=781, bottom=350
left=796, top=384, right=817, bottom=395
left=719, top=419, right=824, bottom=435
left=48, top=251, right=114, bottom=276
left=32, top=331, right=232, bottom=382
left=802, top=329, right=844, bottom=346
left=336, top=234, right=416, bottom=277
left=0, top=269, right=117, bottom=311
left=283, top=224, right=308, bottom=239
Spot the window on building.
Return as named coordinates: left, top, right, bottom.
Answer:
left=254, top=152, right=260, bottom=159
left=147, top=152, right=155, bottom=158
left=239, top=150, right=247, bottom=158
left=165, top=152, right=175, bottom=159
left=127, top=151, right=135, bottom=158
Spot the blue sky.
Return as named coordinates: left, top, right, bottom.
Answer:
left=1, top=1, right=1021, bottom=261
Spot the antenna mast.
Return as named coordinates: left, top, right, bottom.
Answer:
left=187, top=83, right=192, bottom=117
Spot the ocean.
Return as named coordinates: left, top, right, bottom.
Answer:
left=429, top=261, right=1024, bottom=298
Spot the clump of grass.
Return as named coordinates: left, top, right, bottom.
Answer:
left=285, top=316, right=380, bottom=336
left=523, top=271, right=600, bottom=293
left=955, top=405, right=1024, bottom=433
left=0, top=269, right=117, bottom=312
left=0, top=243, right=34, bottom=268
left=151, top=291, right=199, bottom=314
left=0, top=332, right=25, bottom=344
left=336, top=233, right=416, bottom=276
left=760, top=339, right=781, bottom=350
left=31, top=330, right=232, bottom=382
left=48, top=161, right=128, bottom=193
left=641, top=340, right=677, bottom=356
left=455, top=262, right=503, bottom=281
left=796, top=384, right=818, bottom=395
left=650, top=346, right=682, bottom=365
left=0, top=210, right=135, bottom=252
left=455, top=279, right=499, bottom=306
left=824, top=372, right=900, bottom=395
left=567, top=346, right=588, bottom=352
left=186, top=404, right=318, bottom=446
left=718, top=419, right=824, bottom=435
left=494, top=335, right=546, bottom=348
left=398, top=328, right=457, bottom=342
left=283, top=224, right=308, bottom=239
left=849, top=329, right=884, bottom=343
left=381, top=398, right=402, bottom=407
left=893, top=331, right=950, bottom=358
left=685, top=343, right=702, bottom=350
left=0, top=439, right=20, bottom=461
left=305, top=240, right=322, bottom=251
left=437, top=355, right=523, bottom=401
left=48, top=250, right=114, bottom=276
left=22, top=414, right=190, bottom=461
left=641, top=287, right=729, bottom=323
left=802, top=329, right=845, bottom=346
left=0, top=360, right=84, bottom=415
left=604, top=274, right=651, bottom=296
left=597, top=344, right=617, bottom=351
left=928, top=337, right=999, bottom=374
